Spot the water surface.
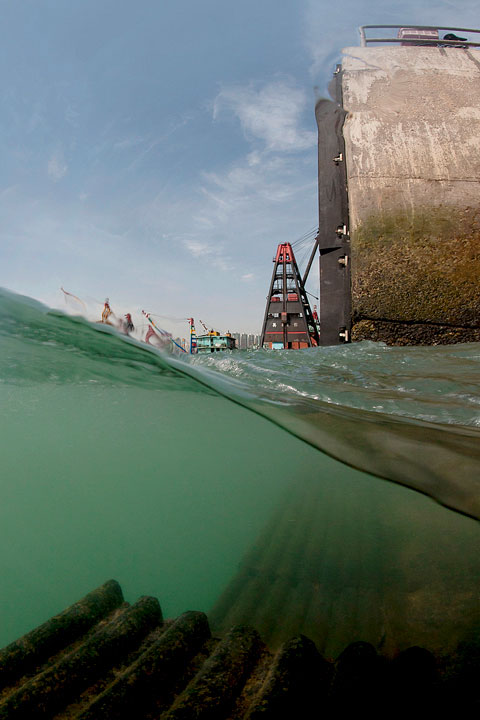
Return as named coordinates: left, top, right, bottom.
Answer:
left=0, top=289, right=479, bottom=658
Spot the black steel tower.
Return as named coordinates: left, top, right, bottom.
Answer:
left=260, top=243, right=319, bottom=349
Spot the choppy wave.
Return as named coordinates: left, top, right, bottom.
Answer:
left=183, top=343, right=480, bottom=521
left=1, top=288, right=480, bottom=519
left=191, top=341, right=480, bottom=426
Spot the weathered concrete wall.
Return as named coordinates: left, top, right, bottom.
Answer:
left=340, top=46, right=480, bottom=343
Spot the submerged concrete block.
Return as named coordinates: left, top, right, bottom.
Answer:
left=0, top=579, right=123, bottom=690
left=246, top=635, right=330, bottom=718
left=330, top=641, right=386, bottom=708
left=0, top=596, right=162, bottom=719
left=78, top=610, right=210, bottom=719
left=1, top=580, right=479, bottom=716
left=163, top=625, right=264, bottom=719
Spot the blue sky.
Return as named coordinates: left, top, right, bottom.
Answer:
left=1, top=0, right=478, bottom=335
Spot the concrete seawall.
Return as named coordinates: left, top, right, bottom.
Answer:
left=338, top=46, right=480, bottom=343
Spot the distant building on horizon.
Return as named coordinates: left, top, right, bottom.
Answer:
left=228, top=331, right=261, bottom=349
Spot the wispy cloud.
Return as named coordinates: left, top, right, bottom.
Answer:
left=213, top=79, right=316, bottom=153
left=183, top=238, right=233, bottom=272
left=199, top=155, right=313, bottom=220
left=184, top=239, right=213, bottom=258
left=47, top=148, right=68, bottom=181
left=113, top=136, right=146, bottom=151
left=174, top=78, right=318, bottom=276
left=195, top=78, right=317, bottom=235
left=122, top=110, right=197, bottom=172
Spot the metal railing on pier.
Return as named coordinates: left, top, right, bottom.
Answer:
left=359, top=25, right=480, bottom=48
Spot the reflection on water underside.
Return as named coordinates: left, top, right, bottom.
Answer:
left=212, top=473, right=480, bottom=659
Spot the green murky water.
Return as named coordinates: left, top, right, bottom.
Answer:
left=1, top=289, right=479, bottom=658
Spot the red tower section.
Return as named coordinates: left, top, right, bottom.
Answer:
left=260, top=243, right=319, bottom=349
